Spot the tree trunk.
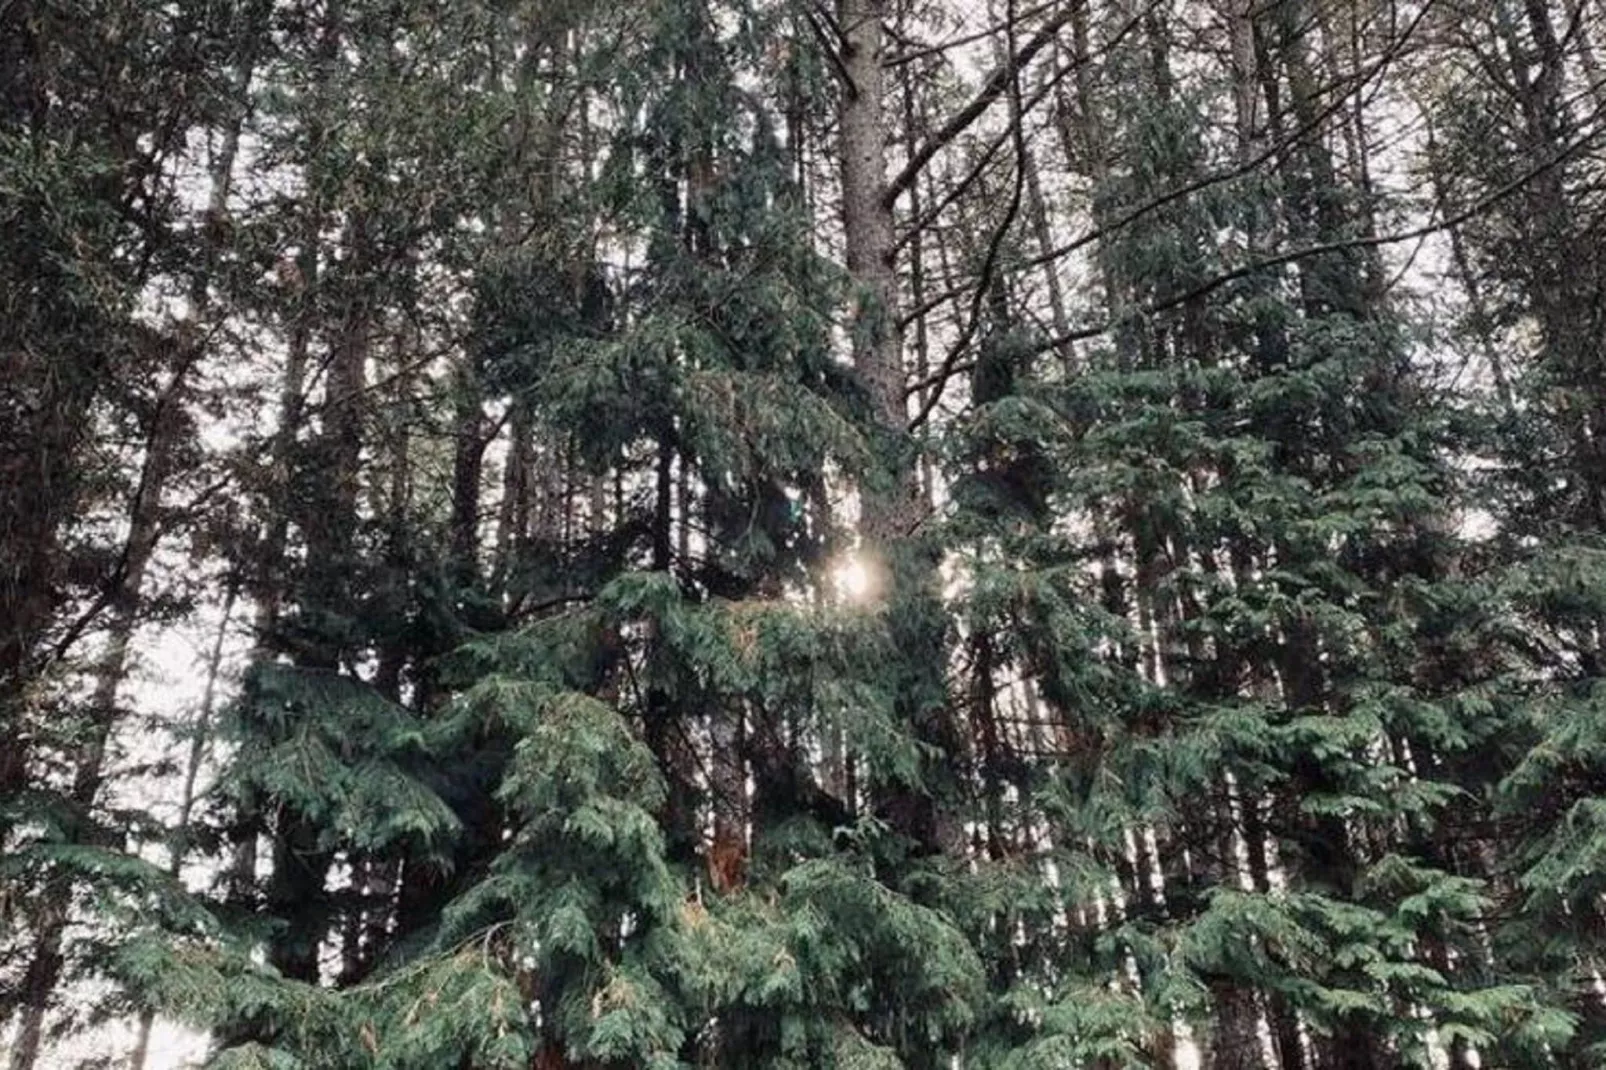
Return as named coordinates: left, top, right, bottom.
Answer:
left=130, top=584, right=237, bottom=1069
left=838, top=0, right=916, bottom=547
left=450, top=351, right=485, bottom=591
left=9, top=348, right=188, bottom=1070
left=837, top=0, right=966, bottom=864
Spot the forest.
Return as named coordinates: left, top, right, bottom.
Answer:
left=3, top=0, right=1605, bottom=1066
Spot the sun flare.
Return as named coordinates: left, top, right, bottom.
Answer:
left=831, top=554, right=876, bottom=603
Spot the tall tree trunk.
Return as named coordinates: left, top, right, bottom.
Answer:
left=838, top=0, right=915, bottom=546
left=266, top=233, right=368, bottom=983
left=837, top=0, right=962, bottom=862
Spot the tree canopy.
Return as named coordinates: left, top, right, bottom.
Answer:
left=3, top=0, right=1606, bottom=1067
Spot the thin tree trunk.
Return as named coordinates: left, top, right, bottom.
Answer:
left=9, top=352, right=189, bottom=1070
left=1421, top=117, right=1515, bottom=416
left=449, top=351, right=486, bottom=590
left=130, top=585, right=237, bottom=1069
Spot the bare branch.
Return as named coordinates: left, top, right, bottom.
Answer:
left=909, top=0, right=1032, bottom=430
left=882, top=0, right=1081, bottom=210
left=902, top=94, right=1606, bottom=402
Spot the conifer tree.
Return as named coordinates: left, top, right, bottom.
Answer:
left=1425, top=0, right=1606, bottom=1061
left=11, top=0, right=1606, bottom=1066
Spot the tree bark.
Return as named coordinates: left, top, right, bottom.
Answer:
left=837, top=0, right=966, bottom=862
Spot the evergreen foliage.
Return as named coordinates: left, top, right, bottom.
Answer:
left=5, top=0, right=1606, bottom=1067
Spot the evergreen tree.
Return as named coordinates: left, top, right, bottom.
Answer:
left=1427, top=0, right=1606, bottom=1060
left=9, top=0, right=1606, bottom=1066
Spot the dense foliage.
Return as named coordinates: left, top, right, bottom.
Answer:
left=4, top=0, right=1606, bottom=1067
